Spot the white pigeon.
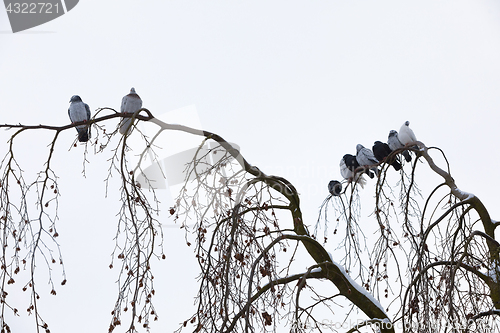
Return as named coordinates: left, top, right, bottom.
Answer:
left=356, top=144, right=379, bottom=177
left=68, top=95, right=91, bottom=142
left=119, top=87, right=143, bottom=135
left=387, top=130, right=412, bottom=162
left=398, top=121, right=417, bottom=146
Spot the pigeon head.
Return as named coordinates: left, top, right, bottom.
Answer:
left=70, top=95, right=82, bottom=103
left=130, top=87, right=136, bottom=94
left=388, top=130, right=397, bottom=138
left=356, top=144, right=364, bottom=153
left=404, top=120, right=410, bottom=126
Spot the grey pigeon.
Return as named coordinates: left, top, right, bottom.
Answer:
left=387, top=130, right=411, bottom=162
left=372, top=141, right=402, bottom=171
left=328, top=180, right=342, bottom=196
left=398, top=121, right=417, bottom=146
left=119, top=87, right=143, bottom=135
left=356, top=144, right=379, bottom=178
left=68, top=95, right=91, bottom=142
left=340, top=154, right=366, bottom=188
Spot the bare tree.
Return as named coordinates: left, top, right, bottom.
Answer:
left=0, top=107, right=498, bottom=333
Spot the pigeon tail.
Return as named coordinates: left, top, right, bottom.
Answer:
left=402, top=150, right=412, bottom=162
left=384, top=152, right=402, bottom=171
left=77, top=128, right=89, bottom=142
left=119, top=118, right=134, bottom=135
left=391, top=160, right=402, bottom=171
left=365, top=168, right=375, bottom=179
left=353, top=174, right=367, bottom=189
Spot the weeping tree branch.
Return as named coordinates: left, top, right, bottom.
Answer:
left=150, top=118, right=394, bottom=332
left=0, top=108, right=159, bottom=333
left=418, top=143, right=495, bottom=239
left=7, top=111, right=499, bottom=333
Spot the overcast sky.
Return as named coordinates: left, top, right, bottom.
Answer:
left=1, top=1, right=500, bottom=332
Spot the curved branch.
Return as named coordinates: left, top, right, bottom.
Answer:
left=419, top=144, right=497, bottom=262
left=224, top=269, right=324, bottom=333
left=472, top=309, right=500, bottom=320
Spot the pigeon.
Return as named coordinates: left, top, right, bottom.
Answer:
left=328, top=180, right=342, bottom=196
left=340, top=154, right=366, bottom=188
left=356, top=144, right=379, bottom=177
left=68, top=95, right=91, bottom=142
left=398, top=121, right=417, bottom=146
left=119, top=87, right=142, bottom=135
left=340, top=154, right=358, bottom=179
left=387, top=130, right=412, bottom=162
left=372, top=141, right=402, bottom=171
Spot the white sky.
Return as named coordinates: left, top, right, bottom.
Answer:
left=1, top=1, right=500, bottom=332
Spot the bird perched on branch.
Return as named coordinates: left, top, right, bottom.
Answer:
left=398, top=121, right=417, bottom=146
left=119, top=87, right=142, bottom=135
left=372, top=141, right=402, bottom=171
left=356, top=144, right=379, bottom=178
left=328, top=180, right=342, bottom=196
left=340, top=154, right=366, bottom=188
left=387, top=130, right=411, bottom=162
left=68, top=95, right=91, bottom=142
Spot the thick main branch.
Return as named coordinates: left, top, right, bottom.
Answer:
left=150, top=118, right=394, bottom=331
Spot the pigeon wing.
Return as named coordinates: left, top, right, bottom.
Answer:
left=85, top=103, right=91, bottom=120
left=84, top=103, right=91, bottom=140
left=68, top=102, right=87, bottom=123
left=372, top=141, right=389, bottom=162
left=362, top=148, right=379, bottom=165
left=121, top=91, right=142, bottom=114
left=340, top=158, right=352, bottom=180
left=401, top=150, right=412, bottom=162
